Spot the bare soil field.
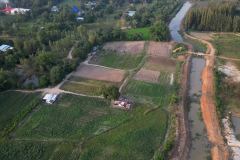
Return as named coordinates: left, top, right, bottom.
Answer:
left=144, top=57, right=176, bottom=72
left=73, top=64, right=126, bottom=83
left=147, top=42, right=173, bottom=58
left=218, top=62, right=240, bottom=82
left=103, top=41, right=145, bottom=55
left=133, top=69, right=160, bottom=83
left=190, top=32, right=213, bottom=41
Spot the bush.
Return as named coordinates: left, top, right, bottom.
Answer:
left=102, top=85, right=120, bottom=100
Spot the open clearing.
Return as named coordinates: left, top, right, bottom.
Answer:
left=103, top=41, right=145, bottom=55
left=147, top=41, right=172, bottom=58
left=89, top=50, right=144, bottom=70
left=124, top=79, right=174, bottom=105
left=125, top=27, right=151, bottom=40
left=73, top=64, right=126, bottom=83
left=134, top=69, right=160, bottom=83
left=212, top=33, right=240, bottom=59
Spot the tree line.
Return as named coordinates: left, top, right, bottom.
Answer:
left=184, top=2, right=240, bottom=32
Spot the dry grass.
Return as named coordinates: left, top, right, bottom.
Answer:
left=144, top=57, right=176, bottom=72
left=73, top=64, right=126, bottom=83
left=134, top=69, right=160, bottom=83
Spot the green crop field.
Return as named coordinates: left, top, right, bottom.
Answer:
left=213, top=34, right=240, bottom=58
left=90, top=50, right=144, bottom=70
left=80, top=107, right=168, bottom=160
left=0, top=91, right=40, bottom=138
left=124, top=79, right=174, bottom=106
left=61, top=77, right=118, bottom=96
left=15, top=94, right=130, bottom=140
left=126, top=27, right=151, bottom=40
left=9, top=94, right=168, bottom=160
left=0, top=141, right=56, bottom=160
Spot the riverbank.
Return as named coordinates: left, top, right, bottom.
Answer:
left=186, top=33, right=229, bottom=160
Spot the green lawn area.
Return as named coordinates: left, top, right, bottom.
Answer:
left=123, top=79, right=174, bottom=106
left=0, top=91, right=40, bottom=137
left=90, top=50, right=144, bottom=70
left=126, top=27, right=151, bottom=40
left=80, top=107, right=168, bottom=160
left=61, top=77, right=118, bottom=96
left=213, top=34, right=240, bottom=58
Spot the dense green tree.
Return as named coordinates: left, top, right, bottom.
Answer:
left=50, top=66, right=63, bottom=85
left=150, top=20, right=170, bottom=41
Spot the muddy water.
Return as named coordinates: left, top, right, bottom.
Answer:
left=188, top=58, right=210, bottom=160
left=232, top=116, right=240, bottom=136
left=169, top=1, right=210, bottom=159
left=169, top=1, right=192, bottom=43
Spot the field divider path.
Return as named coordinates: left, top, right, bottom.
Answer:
left=119, top=42, right=149, bottom=93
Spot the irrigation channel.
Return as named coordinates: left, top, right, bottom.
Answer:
left=169, top=1, right=210, bottom=159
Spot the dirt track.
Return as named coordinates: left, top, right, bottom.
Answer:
left=186, top=33, right=229, bottom=160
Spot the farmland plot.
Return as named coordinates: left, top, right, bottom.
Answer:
left=89, top=50, right=144, bottom=70
left=0, top=91, right=40, bottom=137
left=73, top=64, right=126, bottom=83
left=103, top=41, right=145, bottom=55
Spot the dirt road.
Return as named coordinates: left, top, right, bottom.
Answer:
left=186, top=33, right=229, bottom=160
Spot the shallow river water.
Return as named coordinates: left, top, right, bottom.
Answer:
left=169, top=1, right=210, bottom=159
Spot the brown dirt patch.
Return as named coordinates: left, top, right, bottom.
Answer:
left=103, top=41, right=145, bottom=55
left=144, top=57, right=176, bottom=72
left=147, top=41, right=172, bottom=58
left=134, top=68, right=160, bottom=83
left=190, top=32, right=213, bottom=41
left=73, top=64, right=125, bottom=83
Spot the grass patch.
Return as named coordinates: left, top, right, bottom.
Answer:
left=126, top=27, right=151, bottom=40
left=61, top=77, right=118, bottom=96
left=123, top=79, right=174, bottom=106
left=0, top=91, right=40, bottom=138
left=184, top=37, right=207, bottom=53
left=212, top=34, right=240, bottom=58
left=91, top=50, right=144, bottom=70
left=14, top=94, right=130, bottom=140
left=80, top=106, right=168, bottom=160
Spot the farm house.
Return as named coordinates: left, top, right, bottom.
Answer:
left=43, top=93, right=59, bottom=104
left=0, top=44, right=13, bottom=53
left=113, top=97, right=132, bottom=110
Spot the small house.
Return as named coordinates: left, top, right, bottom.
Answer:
left=51, top=6, right=59, bottom=12
left=76, top=17, right=84, bottom=21
left=43, top=93, right=59, bottom=104
left=127, top=11, right=136, bottom=17
left=0, top=44, right=13, bottom=53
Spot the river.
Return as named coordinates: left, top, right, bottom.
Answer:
left=169, top=1, right=210, bottom=159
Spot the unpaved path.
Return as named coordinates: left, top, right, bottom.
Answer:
left=67, top=46, right=74, bottom=60
left=186, top=33, right=229, bottom=160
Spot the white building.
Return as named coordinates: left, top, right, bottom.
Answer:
left=0, top=44, right=13, bottom=53
left=10, top=8, right=30, bottom=15
left=43, top=93, right=59, bottom=104
left=51, top=6, right=59, bottom=12
left=127, top=11, right=136, bottom=17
